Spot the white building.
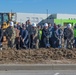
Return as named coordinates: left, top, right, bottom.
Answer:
left=16, top=13, right=50, bottom=24
left=57, top=14, right=76, bottom=19
left=41, top=13, right=76, bottom=26
left=12, top=13, right=76, bottom=26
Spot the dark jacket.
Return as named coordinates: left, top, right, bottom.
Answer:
left=26, top=25, right=33, bottom=35
left=64, top=28, right=73, bottom=40
left=5, top=26, right=13, bottom=38
left=0, top=28, right=3, bottom=41
left=42, top=28, right=50, bottom=38
left=21, top=29, right=28, bottom=40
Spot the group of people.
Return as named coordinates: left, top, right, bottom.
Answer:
left=0, top=20, right=76, bottom=50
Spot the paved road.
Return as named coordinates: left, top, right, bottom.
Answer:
left=0, top=64, right=76, bottom=70
left=0, top=70, right=76, bottom=75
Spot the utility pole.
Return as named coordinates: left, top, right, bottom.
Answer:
left=11, top=9, right=12, bottom=20
left=47, top=9, right=48, bottom=23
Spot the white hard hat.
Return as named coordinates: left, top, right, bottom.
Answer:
left=32, top=23, right=37, bottom=27
left=44, top=23, right=48, bottom=27
left=67, top=24, right=72, bottom=28
left=10, top=21, right=14, bottom=26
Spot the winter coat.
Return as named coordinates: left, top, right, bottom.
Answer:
left=48, top=27, right=53, bottom=38
left=42, top=28, right=50, bottom=39
left=21, top=29, right=28, bottom=41
left=74, top=28, right=76, bottom=38
left=38, top=29, right=42, bottom=40
left=55, top=28, right=63, bottom=39
left=42, top=28, right=50, bottom=47
left=31, top=28, right=38, bottom=39
left=0, top=28, right=3, bottom=41
left=26, top=25, right=33, bottom=35
left=64, top=28, right=74, bottom=40
left=5, top=26, right=13, bottom=38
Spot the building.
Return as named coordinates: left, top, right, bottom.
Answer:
left=12, top=13, right=76, bottom=26
left=42, top=13, right=76, bottom=26
left=15, top=13, right=50, bottom=24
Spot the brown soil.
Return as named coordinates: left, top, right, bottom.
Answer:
left=0, top=48, right=76, bottom=64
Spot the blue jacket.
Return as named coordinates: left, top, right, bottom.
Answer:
left=0, top=28, right=3, bottom=41
left=21, top=29, right=28, bottom=41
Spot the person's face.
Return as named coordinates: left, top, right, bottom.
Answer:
left=45, top=26, right=48, bottom=29
left=38, top=26, right=41, bottom=29
left=27, top=20, right=31, bottom=25
left=48, top=24, right=51, bottom=27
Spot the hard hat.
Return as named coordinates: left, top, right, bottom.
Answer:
left=44, top=23, right=48, bottom=27
left=67, top=24, right=72, bottom=28
left=10, top=21, right=14, bottom=26
left=32, top=23, right=37, bottom=27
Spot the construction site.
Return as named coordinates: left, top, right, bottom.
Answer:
left=0, top=12, right=76, bottom=64
left=0, top=48, right=75, bottom=64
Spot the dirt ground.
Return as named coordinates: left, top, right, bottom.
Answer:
left=0, top=48, right=76, bottom=64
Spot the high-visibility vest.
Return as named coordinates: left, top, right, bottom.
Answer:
left=38, top=30, right=42, bottom=40
left=74, top=29, right=76, bottom=37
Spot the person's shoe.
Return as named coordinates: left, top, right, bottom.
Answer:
left=46, top=44, right=50, bottom=48
left=23, top=45, right=28, bottom=49
left=58, top=45, right=62, bottom=48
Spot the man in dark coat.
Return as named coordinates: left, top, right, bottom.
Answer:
left=42, top=23, right=50, bottom=48
left=64, top=24, right=74, bottom=49
left=0, top=25, right=3, bottom=50
left=21, top=26, right=29, bottom=49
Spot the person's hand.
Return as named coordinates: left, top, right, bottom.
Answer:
left=22, top=39, right=24, bottom=42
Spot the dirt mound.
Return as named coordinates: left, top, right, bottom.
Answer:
left=0, top=48, right=76, bottom=64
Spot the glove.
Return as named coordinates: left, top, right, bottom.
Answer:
left=22, top=39, right=24, bottom=43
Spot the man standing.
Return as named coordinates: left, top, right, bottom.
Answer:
left=0, top=25, right=3, bottom=50
left=55, top=24, right=63, bottom=48
left=21, top=26, right=29, bottom=49
left=48, top=23, right=53, bottom=46
left=42, top=23, right=50, bottom=48
left=26, top=20, right=33, bottom=48
left=73, top=25, right=76, bottom=48
left=38, top=25, right=42, bottom=48
left=5, top=21, right=16, bottom=48
left=64, top=24, right=74, bottom=49
left=31, top=23, right=39, bottom=49
left=50, top=24, right=57, bottom=48
left=14, top=26, right=20, bottom=50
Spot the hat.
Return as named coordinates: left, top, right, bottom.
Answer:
left=10, top=21, right=14, bottom=26
left=44, top=23, right=48, bottom=27
left=32, top=23, right=37, bottom=27
left=67, top=24, right=72, bottom=28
